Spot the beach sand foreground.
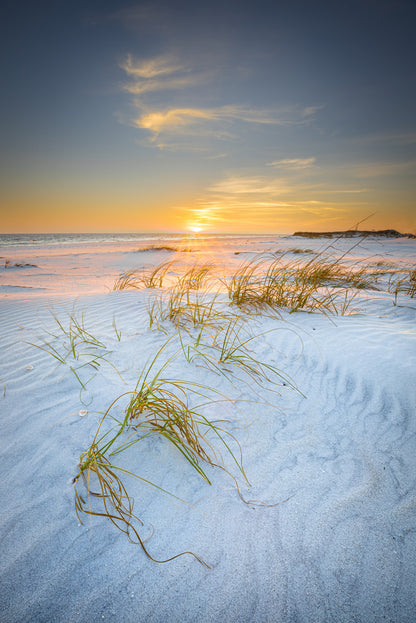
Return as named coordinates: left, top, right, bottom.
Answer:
left=0, top=234, right=415, bottom=622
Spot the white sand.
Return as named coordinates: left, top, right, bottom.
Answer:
left=0, top=234, right=415, bottom=622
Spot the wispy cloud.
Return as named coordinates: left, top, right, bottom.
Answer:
left=120, top=54, right=202, bottom=95
left=206, top=152, right=228, bottom=160
left=185, top=169, right=371, bottom=229
left=302, top=105, right=325, bottom=118
left=207, top=172, right=370, bottom=199
left=121, top=54, right=184, bottom=79
left=183, top=196, right=348, bottom=230
left=267, top=157, right=316, bottom=169
left=120, top=54, right=322, bottom=148
left=208, top=175, right=292, bottom=195
left=131, top=105, right=319, bottom=145
left=317, top=188, right=370, bottom=194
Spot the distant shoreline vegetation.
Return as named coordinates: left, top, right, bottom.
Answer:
left=293, top=229, right=416, bottom=239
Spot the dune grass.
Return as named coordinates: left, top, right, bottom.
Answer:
left=225, top=254, right=332, bottom=313
left=112, top=316, right=122, bottom=341
left=114, top=241, right=377, bottom=316
left=288, top=247, right=315, bottom=254
left=177, top=317, right=299, bottom=396
left=135, top=245, right=178, bottom=252
left=134, top=244, right=196, bottom=253
left=113, top=241, right=377, bottom=321
left=176, top=262, right=214, bottom=291
left=73, top=313, right=302, bottom=564
left=114, top=262, right=214, bottom=294
left=74, top=442, right=209, bottom=567
left=224, top=251, right=373, bottom=315
left=74, top=338, right=251, bottom=566
left=389, top=267, right=416, bottom=304
left=148, top=289, right=232, bottom=333
left=410, top=269, right=416, bottom=297
left=76, top=239, right=412, bottom=564
left=27, top=312, right=124, bottom=403
left=113, top=261, right=174, bottom=291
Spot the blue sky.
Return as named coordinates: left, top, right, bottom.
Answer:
left=1, top=0, right=415, bottom=233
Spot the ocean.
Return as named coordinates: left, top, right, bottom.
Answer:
left=0, top=232, right=272, bottom=248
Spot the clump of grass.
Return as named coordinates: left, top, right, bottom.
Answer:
left=145, top=262, right=231, bottom=332
left=135, top=245, right=178, bottom=252
left=148, top=288, right=232, bottom=333
left=4, top=259, right=38, bottom=268
left=74, top=442, right=209, bottom=567
left=176, top=263, right=214, bottom=291
left=113, top=269, right=142, bottom=291
left=74, top=338, right=248, bottom=566
left=27, top=312, right=124, bottom=403
left=288, top=248, right=315, bottom=254
left=389, top=267, right=416, bottom=304
left=225, top=252, right=372, bottom=315
left=113, top=261, right=174, bottom=291
left=135, top=244, right=196, bottom=253
left=179, top=317, right=299, bottom=395
left=410, top=269, right=416, bottom=296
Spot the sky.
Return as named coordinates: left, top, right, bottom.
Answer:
left=1, top=0, right=415, bottom=234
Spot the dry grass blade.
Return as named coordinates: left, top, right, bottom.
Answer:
left=74, top=446, right=209, bottom=567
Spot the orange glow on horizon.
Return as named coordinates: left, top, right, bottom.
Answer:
left=1, top=190, right=415, bottom=235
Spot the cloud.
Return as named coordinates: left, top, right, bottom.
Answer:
left=184, top=195, right=345, bottom=230
left=192, top=171, right=370, bottom=229
left=121, top=54, right=184, bottom=79
left=208, top=175, right=291, bottom=195
left=132, top=105, right=316, bottom=141
left=302, top=105, right=325, bottom=118
left=267, top=157, right=316, bottom=169
left=317, top=188, right=370, bottom=193
left=207, top=172, right=370, bottom=200
left=119, top=54, right=323, bottom=149
left=206, top=153, right=228, bottom=160
left=135, top=108, right=218, bottom=132
left=180, top=165, right=372, bottom=231
left=125, top=76, right=200, bottom=95
left=120, top=54, right=202, bottom=95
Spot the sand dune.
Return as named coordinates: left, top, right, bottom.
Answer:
left=0, top=234, right=415, bottom=622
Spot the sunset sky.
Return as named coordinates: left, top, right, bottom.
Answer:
left=1, top=0, right=415, bottom=234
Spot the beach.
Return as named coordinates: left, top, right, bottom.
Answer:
left=0, top=233, right=415, bottom=623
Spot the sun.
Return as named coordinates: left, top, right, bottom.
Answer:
left=189, top=225, right=202, bottom=233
